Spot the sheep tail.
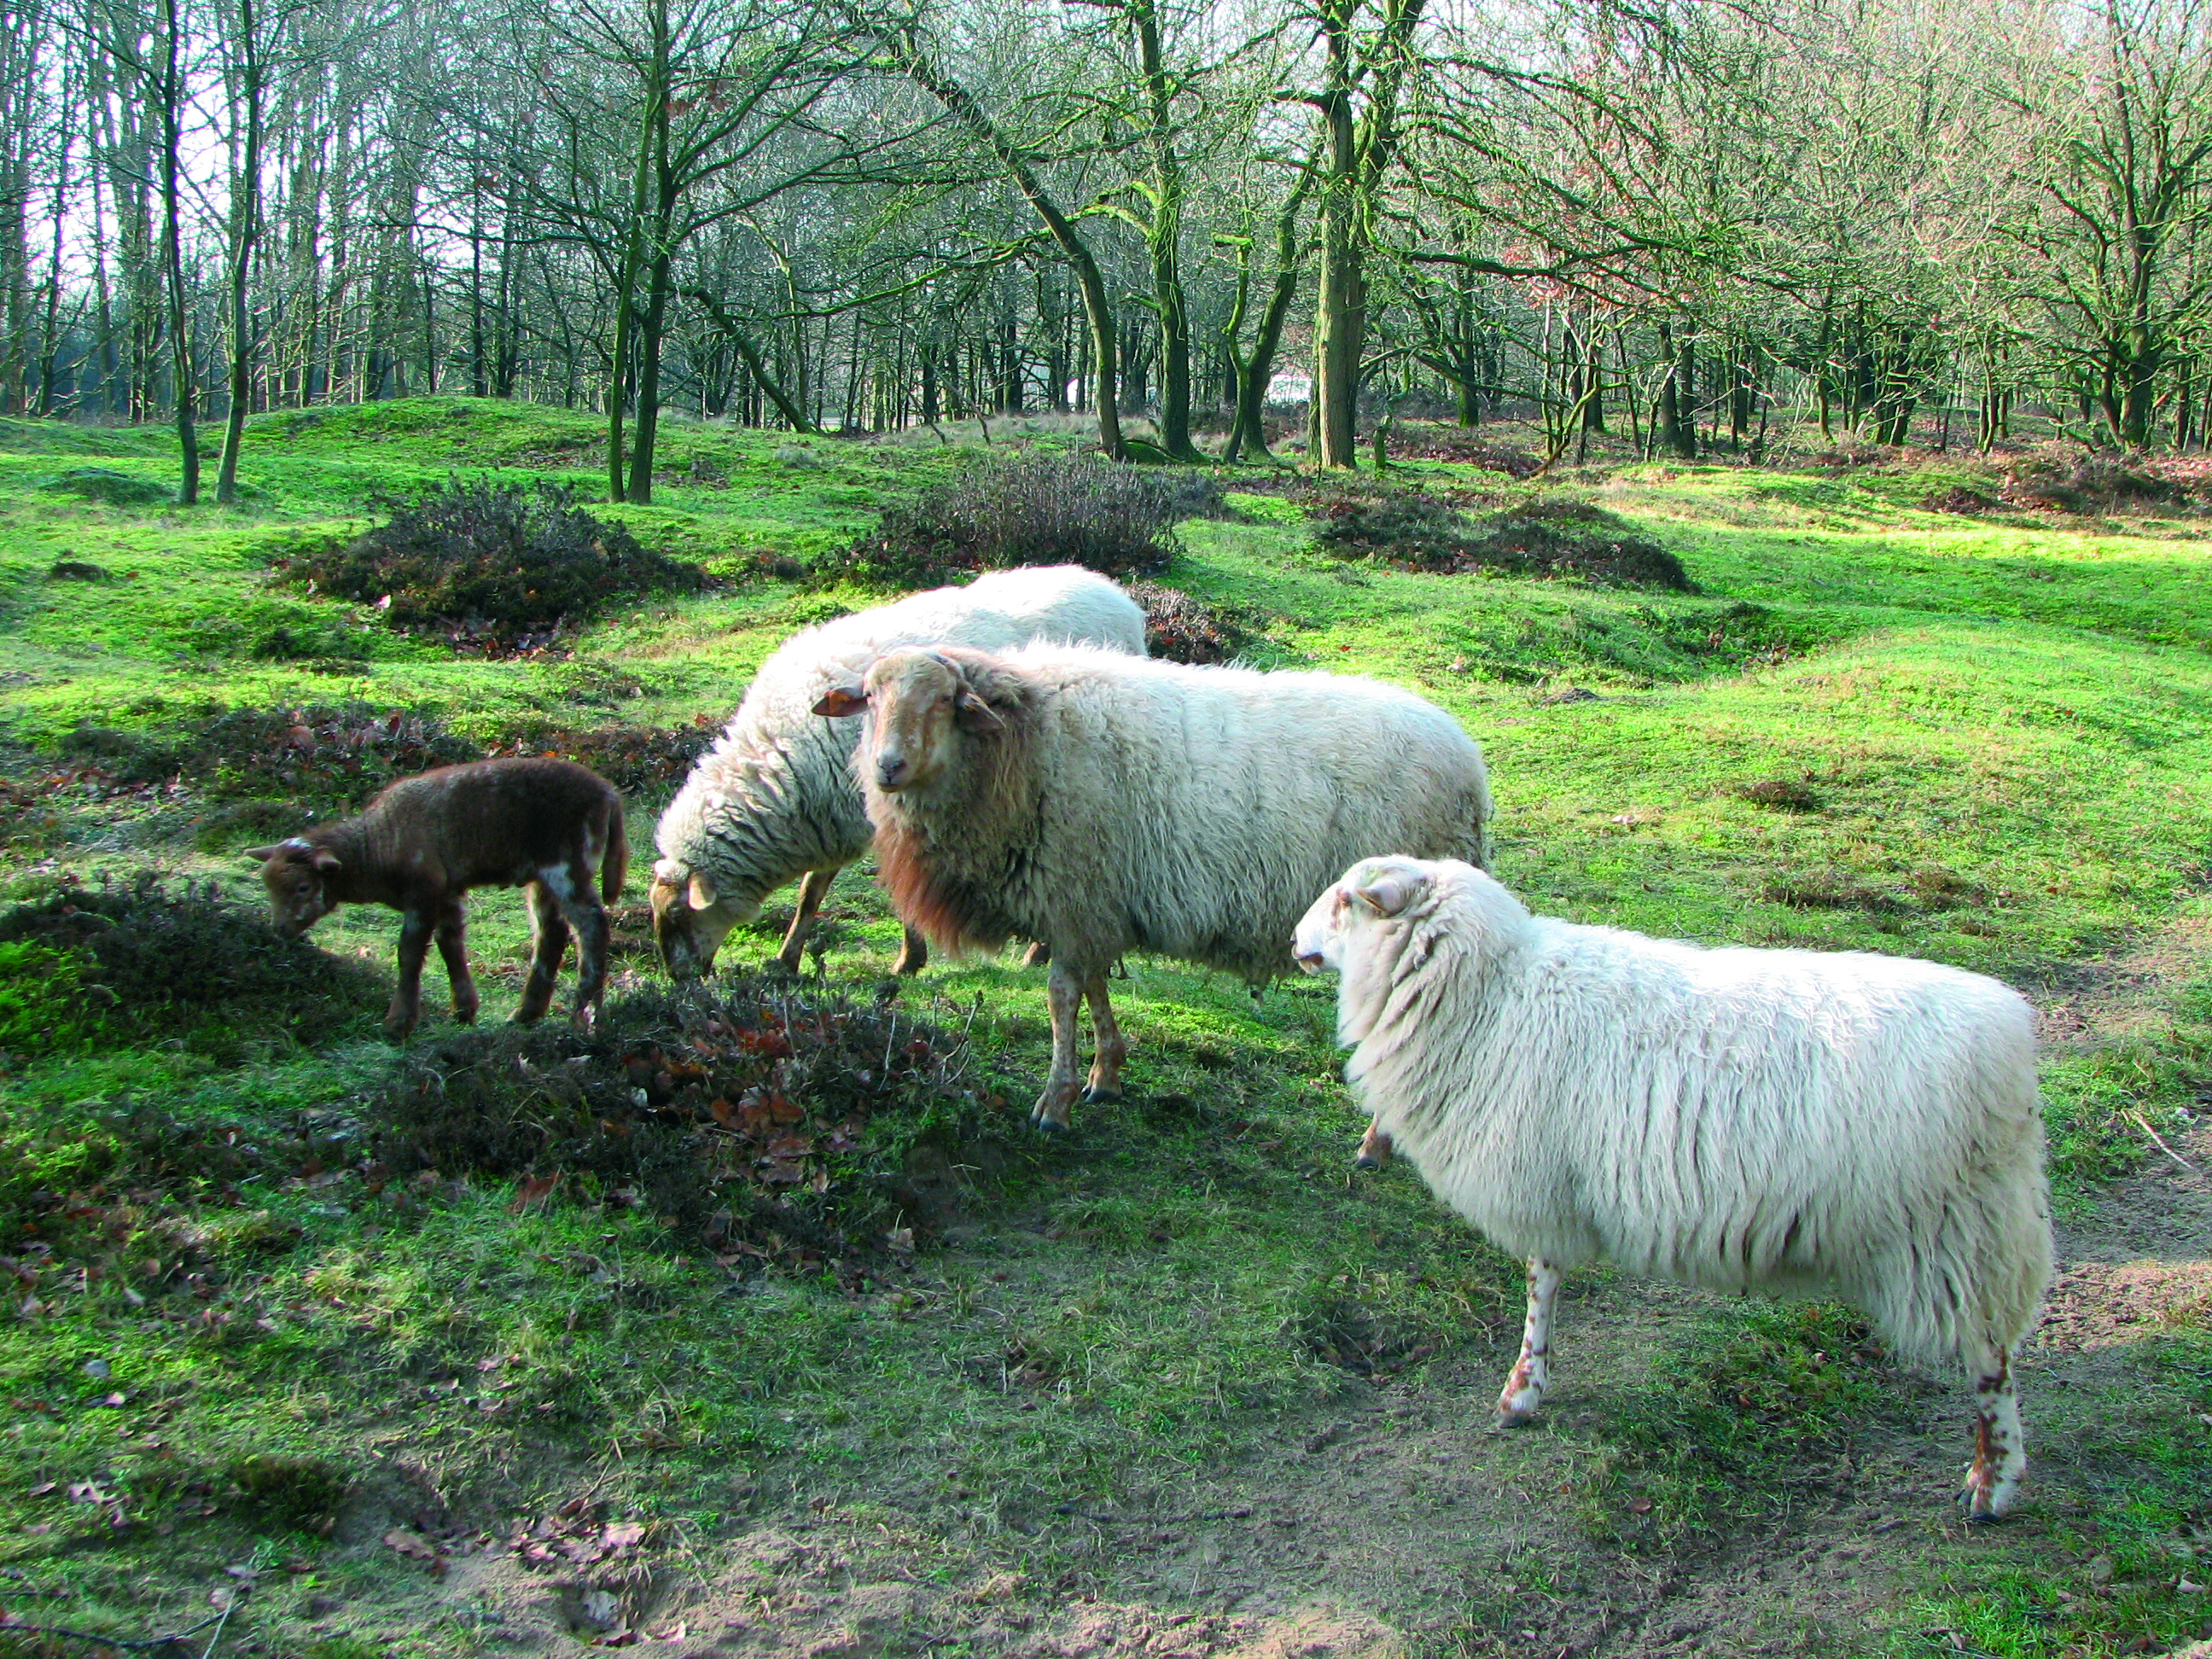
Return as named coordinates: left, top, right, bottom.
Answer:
left=602, top=803, right=631, bottom=904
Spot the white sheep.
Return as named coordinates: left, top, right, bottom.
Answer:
left=818, top=644, right=1493, bottom=1132
left=651, top=566, right=1144, bottom=978
left=1291, top=856, right=2053, bottom=1521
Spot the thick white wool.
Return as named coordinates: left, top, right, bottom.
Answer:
left=1300, top=858, right=2052, bottom=1367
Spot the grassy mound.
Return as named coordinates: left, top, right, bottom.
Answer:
left=482, top=720, right=713, bottom=795
left=1996, top=446, right=2197, bottom=514
left=275, top=479, right=710, bottom=653
left=1313, top=488, right=1694, bottom=589
left=61, top=701, right=480, bottom=811
left=0, top=875, right=379, bottom=1058
left=38, top=467, right=172, bottom=506
left=365, top=980, right=1016, bottom=1269
left=830, top=453, right=1224, bottom=587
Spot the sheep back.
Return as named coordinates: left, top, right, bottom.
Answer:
left=1338, top=862, right=2052, bottom=1366
left=868, top=646, right=1494, bottom=985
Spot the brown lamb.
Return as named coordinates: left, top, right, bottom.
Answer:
left=247, top=757, right=628, bottom=1039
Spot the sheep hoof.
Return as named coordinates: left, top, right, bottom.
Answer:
left=1031, top=1115, right=1070, bottom=1136
left=1080, top=1085, right=1121, bottom=1104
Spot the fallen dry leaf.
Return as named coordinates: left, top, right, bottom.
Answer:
left=382, top=1527, right=439, bottom=1565
left=509, top=1173, right=563, bottom=1214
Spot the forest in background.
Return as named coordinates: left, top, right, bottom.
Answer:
left=1, top=0, right=2209, bottom=501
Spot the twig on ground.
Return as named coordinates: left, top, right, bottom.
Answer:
left=0, top=1609, right=227, bottom=1656
left=2128, top=1108, right=2196, bottom=1172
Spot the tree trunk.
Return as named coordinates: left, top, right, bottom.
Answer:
left=159, top=0, right=198, bottom=504
left=218, top=0, right=265, bottom=506
left=1311, top=70, right=1361, bottom=468
left=626, top=245, right=672, bottom=503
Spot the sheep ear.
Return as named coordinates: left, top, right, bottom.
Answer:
left=242, top=844, right=282, bottom=864
left=953, top=688, right=1004, bottom=734
left=687, top=871, right=718, bottom=911
left=1355, top=870, right=1422, bottom=917
left=812, top=685, right=867, bottom=718
left=311, top=847, right=343, bottom=873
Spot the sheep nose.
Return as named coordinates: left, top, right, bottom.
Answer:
left=876, top=755, right=910, bottom=789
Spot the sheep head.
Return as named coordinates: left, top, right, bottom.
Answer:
left=649, top=858, right=759, bottom=980
left=244, top=837, right=343, bottom=934
left=825, top=647, right=1006, bottom=795
left=1295, top=857, right=1443, bottom=1045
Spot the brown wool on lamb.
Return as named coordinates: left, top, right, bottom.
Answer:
left=247, top=756, right=627, bottom=1039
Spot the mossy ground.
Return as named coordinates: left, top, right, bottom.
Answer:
left=2, top=399, right=2210, bottom=1656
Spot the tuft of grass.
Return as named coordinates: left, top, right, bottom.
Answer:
left=1580, top=1300, right=1912, bottom=1550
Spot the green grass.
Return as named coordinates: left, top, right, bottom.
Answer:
left=3, top=398, right=2211, bottom=1653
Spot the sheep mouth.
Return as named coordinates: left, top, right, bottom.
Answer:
left=1295, top=951, right=1328, bottom=975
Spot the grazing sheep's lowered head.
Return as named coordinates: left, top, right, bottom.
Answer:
left=246, top=837, right=346, bottom=935
left=649, top=857, right=760, bottom=981
left=812, top=647, right=1011, bottom=795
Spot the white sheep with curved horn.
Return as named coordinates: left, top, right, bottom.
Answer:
left=1293, top=856, right=2052, bottom=1522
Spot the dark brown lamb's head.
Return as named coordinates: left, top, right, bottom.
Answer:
left=814, top=647, right=1007, bottom=795
left=245, top=837, right=343, bottom=934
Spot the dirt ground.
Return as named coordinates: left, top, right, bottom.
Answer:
left=288, top=923, right=2212, bottom=1659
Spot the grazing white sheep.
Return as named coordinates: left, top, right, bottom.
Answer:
left=1292, top=857, right=2052, bottom=1521
left=651, top=566, right=1144, bottom=979
left=820, top=644, right=1493, bottom=1132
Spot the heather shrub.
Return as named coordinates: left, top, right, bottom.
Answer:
left=0, top=875, right=378, bottom=1056
left=366, top=979, right=1014, bottom=1264
left=276, top=478, right=709, bottom=652
left=831, top=453, right=1225, bottom=587
left=1312, top=487, right=1694, bottom=590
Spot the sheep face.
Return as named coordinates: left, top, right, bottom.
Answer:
left=246, top=838, right=343, bottom=934
left=835, top=649, right=1004, bottom=795
left=650, top=858, right=759, bottom=979
left=1295, top=857, right=1442, bottom=1042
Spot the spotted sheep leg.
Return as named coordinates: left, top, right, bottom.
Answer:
left=1495, top=1258, right=1564, bottom=1427
left=551, top=852, right=611, bottom=1032
left=516, top=881, right=571, bottom=1025
left=1963, top=1336, right=2027, bottom=1522
left=1081, top=972, right=1126, bottom=1103
left=1033, top=960, right=1088, bottom=1132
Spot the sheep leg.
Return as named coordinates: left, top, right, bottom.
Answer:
left=894, top=925, right=929, bottom=977
left=1494, top=1258, right=1563, bottom=1427
left=1354, top=1122, right=1394, bottom=1171
left=386, top=906, right=433, bottom=1040
left=435, top=895, right=478, bottom=1025
left=1032, top=961, right=1086, bottom=1133
left=777, top=869, right=835, bottom=973
left=1962, top=1338, right=2028, bottom=1522
left=515, top=880, right=570, bottom=1025
left=1022, top=940, right=1050, bottom=969
left=1080, top=973, right=1126, bottom=1103
left=555, top=882, right=612, bottom=1033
